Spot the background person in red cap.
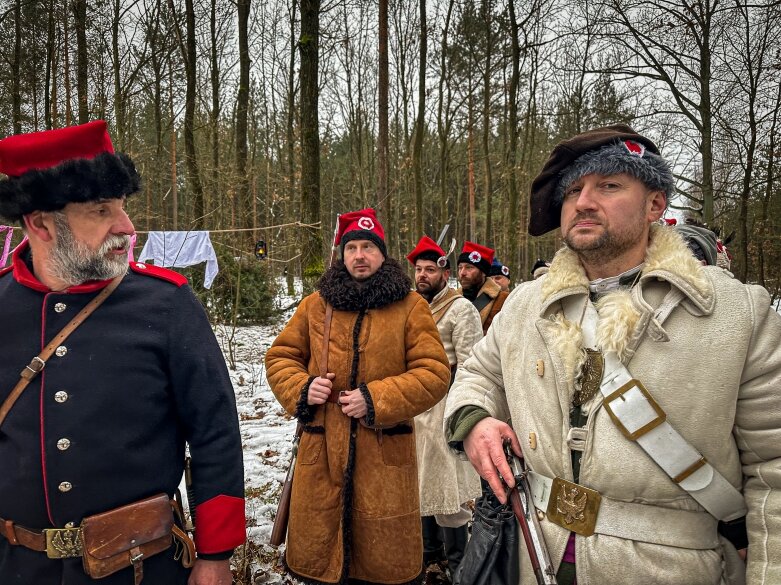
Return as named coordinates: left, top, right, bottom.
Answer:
left=0, top=121, right=245, bottom=585
left=456, top=241, right=509, bottom=334
left=266, top=209, right=450, bottom=585
left=444, top=125, right=781, bottom=585
left=406, top=235, right=482, bottom=581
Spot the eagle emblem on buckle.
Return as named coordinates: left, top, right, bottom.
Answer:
left=556, top=486, right=588, bottom=524
left=546, top=477, right=601, bottom=537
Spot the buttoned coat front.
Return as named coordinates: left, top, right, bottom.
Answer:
left=445, top=224, right=781, bottom=585
left=266, top=260, right=450, bottom=584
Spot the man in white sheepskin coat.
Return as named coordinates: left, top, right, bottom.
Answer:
left=444, top=124, right=781, bottom=585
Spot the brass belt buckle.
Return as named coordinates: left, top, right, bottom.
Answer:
left=44, top=527, right=83, bottom=559
left=546, top=477, right=602, bottom=537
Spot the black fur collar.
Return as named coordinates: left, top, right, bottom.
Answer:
left=318, top=258, right=411, bottom=311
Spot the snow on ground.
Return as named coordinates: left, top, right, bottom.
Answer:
left=211, top=278, right=304, bottom=583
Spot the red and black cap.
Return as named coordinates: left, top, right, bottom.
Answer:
left=488, top=258, right=510, bottom=278
left=407, top=235, right=449, bottom=268
left=334, top=208, right=387, bottom=257
left=457, top=241, right=494, bottom=274
left=0, top=120, right=140, bottom=223
left=528, top=124, right=671, bottom=236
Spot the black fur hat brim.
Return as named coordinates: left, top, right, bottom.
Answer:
left=0, top=151, right=141, bottom=222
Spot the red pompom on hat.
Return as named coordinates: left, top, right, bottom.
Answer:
left=407, top=235, right=449, bottom=267
left=457, top=241, right=494, bottom=274
left=0, top=120, right=140, bottom=222
left=335, top=208, right=387, bottom=257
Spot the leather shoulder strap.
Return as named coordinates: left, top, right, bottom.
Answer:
left=0, top=275, right=124, bottom=429
left=432, top=289, right=461, bottom=325
left=320, top=303, right=334, bottom=378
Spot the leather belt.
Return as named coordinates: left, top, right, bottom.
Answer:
left=1, top=517, right=83, bottom=558
left=326, top=390, right=343, bottom=403
left=526, top=471, right=719, bottom=549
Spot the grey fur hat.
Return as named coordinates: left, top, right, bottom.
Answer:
left=555, top=140, right=675, bottom=205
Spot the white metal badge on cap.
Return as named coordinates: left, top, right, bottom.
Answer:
left=357, top=217, right=375, bottom=230
left=501, top=265, right=510, bottom=276
left=437, top=256, right=448, bottom=268
left=469, top=251, right=482, bottom=263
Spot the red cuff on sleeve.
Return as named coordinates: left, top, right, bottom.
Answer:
left=194, top=495, right=246, bottom=554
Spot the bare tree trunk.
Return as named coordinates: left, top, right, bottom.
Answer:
left=73, top=0, right=89, bottom=123
left=413, top=0, right=427, bottom=237
left=507, top=0, right=520, bottom=276
left=171, top=0, right=205, bottom=227
left=45, top=0, right=57, bottom=129
left=377, top=0, right=389, bottom=216
left=112, top=0, right=126, bottom=146
left=481, top=0, right=493, bottom=244
left=468, top=93, right=476, bottom=240
left=209, top=0, right=221, bottom=216
left=300, top=0, right=323, bottom=290
left=437, top=0, right=455, bottom=236
left=11, top=0, right=22, bottom=133
left=236, top=0, right=250, bottom=228
left=168, top=60, right=178, bottom=230
left=63, top=0, right=73, bottom=125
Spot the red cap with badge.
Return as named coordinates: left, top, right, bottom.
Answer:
left=335, top=208, right=387, bottom=257
left=457, top=241, right=494, bottom=274
left=407, top=235, right=449, bottom=268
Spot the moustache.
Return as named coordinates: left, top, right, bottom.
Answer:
left=99, top=234, right=132, bottom=254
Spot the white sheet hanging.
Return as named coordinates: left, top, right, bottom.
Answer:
left=138, top=231, right=219, bottom=288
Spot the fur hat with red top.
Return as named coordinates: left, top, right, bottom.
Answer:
left=529, top=124, right=674, bottom=236
left=335, top=208, right=387, bottom=257
left=0, top=120, right=140, bottom=222
left=457, top=241, right=494, bottom=274
left=407, top=235, right=449, bottom=268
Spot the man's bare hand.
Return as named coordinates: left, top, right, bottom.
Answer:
left=308, top=373, right=335, bottom=405
left=463, top=417, right=522, bottom=504
left=340, top=388, right=368, bottom=419
left=188, top=558, right=232, bottom=585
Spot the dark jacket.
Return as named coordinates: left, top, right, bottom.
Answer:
left=0, top=243, right=245, bottom=585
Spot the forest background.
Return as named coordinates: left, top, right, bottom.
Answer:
left=2, top=0, right=781, bottom=313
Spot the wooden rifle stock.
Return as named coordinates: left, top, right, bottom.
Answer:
left=269, top=220, right=337, bottom=547
left=270, top=423, right=302, bottom=547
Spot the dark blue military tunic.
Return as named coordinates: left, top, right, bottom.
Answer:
left=0, top=243, right=245, bottom=584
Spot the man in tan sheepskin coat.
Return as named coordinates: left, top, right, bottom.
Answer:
left=444, top=125, right=781, bottom=585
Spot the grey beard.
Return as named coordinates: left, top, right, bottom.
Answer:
left=49, top=213, right=129, bottom=286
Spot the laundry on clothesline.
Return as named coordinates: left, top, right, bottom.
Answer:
left=138, top=231, right=219, bottom=288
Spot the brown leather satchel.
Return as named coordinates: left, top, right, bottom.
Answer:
left=80, top=493, right=173, bottom=584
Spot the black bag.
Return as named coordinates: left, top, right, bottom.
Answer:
left=453, top=483, right=521, bottom=585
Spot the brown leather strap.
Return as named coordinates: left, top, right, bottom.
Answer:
left=0, top=517, right=47, bottom=551
left=0, top=275, right=123, bottom=430
left=130, top=546, right=144, bottom=585
left=171, top=524, right=195, bottom=568
left=320, top=303, right=334, bottom=378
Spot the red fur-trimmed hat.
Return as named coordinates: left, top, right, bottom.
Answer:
left=407, top=235, right=449, bottom=268
left=457, top=241, right=494, bottom=274
left=334, top=208, right=387, bottom=257
left=0, top=120, right=140, bottom=222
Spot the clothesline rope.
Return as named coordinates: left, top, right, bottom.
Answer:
left=134, top=221, right=321, bottom=234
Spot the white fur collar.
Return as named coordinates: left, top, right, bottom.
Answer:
left=538, top=223, right=713, bottom=392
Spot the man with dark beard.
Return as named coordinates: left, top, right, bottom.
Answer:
left=0, top=121, right=245, bottom=585
left=407, top=236, right=481, bottom=580
left=456, top=241, right=509, bottom=334
left=266, top=210, right=450, bottom=585
left=445, top=125, right=779, bottom=584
